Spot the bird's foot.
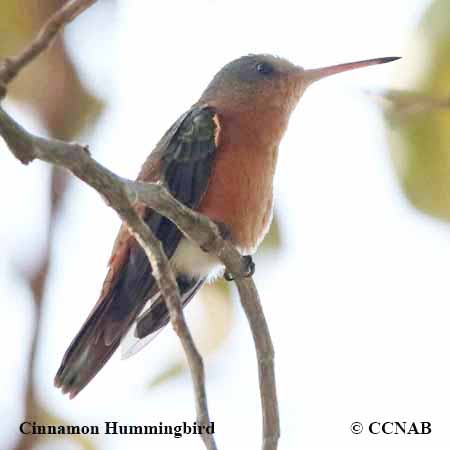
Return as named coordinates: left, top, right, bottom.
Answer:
left=200, top=220, right=255, bottom=281
left=224, top=255, right=255, bottom=281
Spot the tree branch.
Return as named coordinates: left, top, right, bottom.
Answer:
left=0, top=0, right=98, bottom=93
left=370, top=89, right=450, bottom=119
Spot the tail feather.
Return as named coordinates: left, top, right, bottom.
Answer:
left=55, top=334, right=120, bottom=399
left=54, top=275, right=203, bottom=398
left=54, top=277, right=156, bottom=398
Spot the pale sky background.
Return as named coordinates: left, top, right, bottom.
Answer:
left=2, top=0, right=449, bottom=449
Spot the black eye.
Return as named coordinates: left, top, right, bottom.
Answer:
left=256, top=62, right=274, bottom=76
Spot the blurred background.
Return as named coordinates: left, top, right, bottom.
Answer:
left=1, top=0, right=449, bottom=449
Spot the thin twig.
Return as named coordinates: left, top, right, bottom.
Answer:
left=235, top=280, right=279, bottom=450
left=0, top=0, right=97, bottom=91
left=370, top=89, right=450, bottom=119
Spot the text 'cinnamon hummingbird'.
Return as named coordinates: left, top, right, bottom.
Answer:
left=55, top=53, right=400, bottom=398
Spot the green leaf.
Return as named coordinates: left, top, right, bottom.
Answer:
left=385, top=0, right=450, bottom=221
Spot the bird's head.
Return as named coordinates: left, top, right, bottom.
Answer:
left=200, top=53, right=400, bottom=117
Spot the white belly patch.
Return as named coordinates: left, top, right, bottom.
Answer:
left=171, top=238, right=224, bottom=281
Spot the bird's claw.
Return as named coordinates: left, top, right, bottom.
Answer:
left=224, top=255, right=255, bottom=281
left=201, top=221, right=255, bottom=281
left=224, top=271, right=234, bottom=281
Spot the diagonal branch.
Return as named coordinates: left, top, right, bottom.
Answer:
left=0, top=0, right=98, bottom=93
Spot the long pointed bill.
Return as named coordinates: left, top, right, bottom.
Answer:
left=304, top=56, right=401, bottom=84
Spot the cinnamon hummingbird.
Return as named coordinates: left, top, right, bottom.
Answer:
left=55, top=54, right=400, bottom=398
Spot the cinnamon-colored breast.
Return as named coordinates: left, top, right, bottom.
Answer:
left=198, top=109, right=285, bottom=252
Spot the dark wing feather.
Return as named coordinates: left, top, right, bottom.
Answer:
left=135, top=276, right=205, bottom=339
left=120, top=276, right=206, bottom=359
left=55, top=105, right=220, bottom=398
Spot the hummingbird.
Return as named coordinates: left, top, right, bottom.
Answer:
left=55, top=54, right=400, bottom=398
